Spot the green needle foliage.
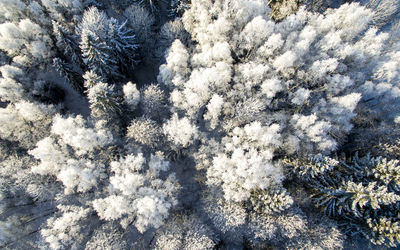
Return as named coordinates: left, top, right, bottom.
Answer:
left=285, top=154, right=400, bottom=247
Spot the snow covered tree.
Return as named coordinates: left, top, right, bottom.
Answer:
left=169, top=0, right=191, bottom=19
left=52, top=21, right=82, bottom=65
left=0, top=101, right=58, bottom=149
left=0, top=0, right=399, bottom=248
left=85, top=80, right=122, bottom=122
left=82, top=70, right=125, bottom=134
left=80, top=29, right=119, bottom=81
left=0, top=65, right=28, bottom=103
left=156, top=0, right=400, bottom=246
left=0, top=64, right=65, bottom=106
left=141, top=84, right=168, bottom=120
left=207, top=122, right=283, bottom=202
left=0, top=0, right=51, bottom=26
left=123, top=81, right=140, bottom=110
left=39, top=205, right=92, bottom=249
left=0, top=100, right=60, bottom=248
left=127, top=117, right=162, bottom=147
left=152, top=212, right=217, bottom=250
left=84, top=222, right=127, bottom=249
left=0, top=148, right=62, bottom=249
left=80, top=7, right=139, bottom=81
left=362, top=0, right=400, bottom=29
left=245, top=206, right=344, bottom=249
left=159, top=0, right=398, bottom=159
left=269, top=0, right=305, bottom=22
left=0, top=0, right=28, bottom=22
left=92, top=152, right=180, bottom=233
left=196, top=186, right=343, bottom=249
left=53, top=58, right=83, bottom=92
left=156, top=19, right=191, bottom=59
left=123, top=4, right=155, bottom=49
left=108, top=18, right=139, bottom=73
left=132, top=0, right=161, bottom=13
left=40, top=0, right=83, bottom=25
left=28, top=115, right=113, bottom=194
left=163, top=113, right=198, bottom=149
left=285, top=154, right=400, bottom=247
left=82, top=70, right=103, bottom=88
left=0, top=19, right=53, bottom=66
left=25, top=113, right=180, bottom=247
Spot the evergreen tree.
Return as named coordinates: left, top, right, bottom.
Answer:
left=52, top=21, right=82, bottom=65
left=0, top=0, right=400, bottom=248
left=79, top=7, right=139, bottom=81
left=108, top=19, right=139, bottom=73
left=52, top=57, right=83, bottom=93
left=285, top=154, right=400, bottom=247
left=133, top=0, right=160, bottom=13
left=84, top=76, right=122, bottom=122
left=169, top=0, right=191, bottom=19
left=123, top=4, right=155, bottom=50
left=80, top=30, right=120, bottom=81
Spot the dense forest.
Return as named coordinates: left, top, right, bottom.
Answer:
left=0, top=0, right=400, bottom=249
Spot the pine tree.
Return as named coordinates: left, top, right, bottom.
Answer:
left=123, top=4, right=155, bottom=50
left=108, top=19, right=139, bottom=73
left=85, top=80, right=122, bottom=122
left=133, top=0, right=160, bottom=13
left=52, top=58, right=83, bottom=93
left=169, top=0, right=191, bottom=19
left=285, top=154, right=400, bottom=247
left=52, top=21, right=82, bottom=65
left=83, top=70, right=103, bottom=88
left=80, top=30, right=120, bottom=80
left=79, top=7, right=139, bottom=80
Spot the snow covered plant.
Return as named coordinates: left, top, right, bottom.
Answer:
left=132, top=0, right=162, bottom=13
left=157, top=0, right=399, bottom=245
left=79, top=7, right=139, bottom=81
left=123, top=4, right=155, bottom=48
left=0, top=18, right=53, bottom=66
left=0, top=0, right=86, bottom=67
left=27, top=114, right=179, bottom=248
left=268, top=0, right=304, bottom=22
left=1, top=0, right=400, bottom=248
left=169, top=0, right=191, bottom=18
left=29, top=114, right=114, bottom=194
left=0, top=100, right=57, bottom=149
left=92, top=152, right=180, bottom=233
left=152, top=212, right=217, bottom=250
left=159, top=0, right=397, bottom=186
left=286, top=154, right=400, bottom=247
